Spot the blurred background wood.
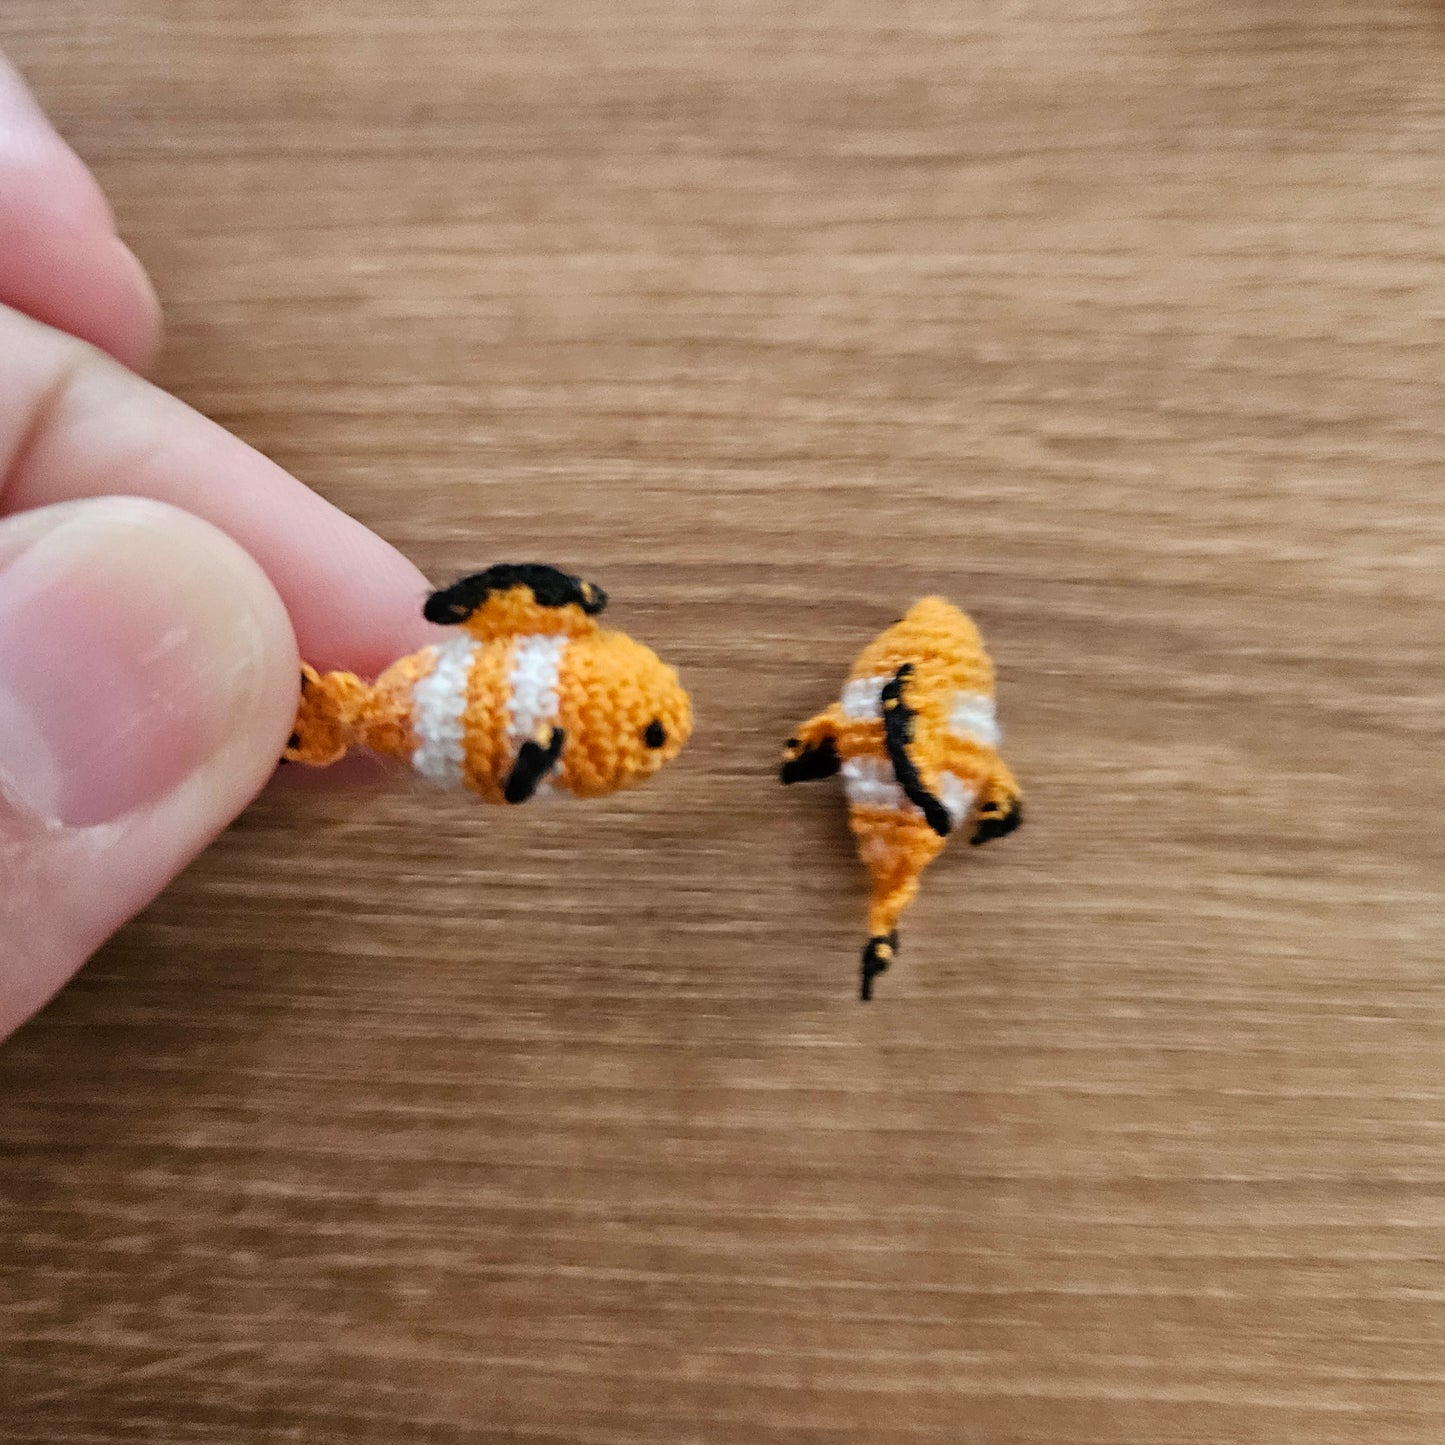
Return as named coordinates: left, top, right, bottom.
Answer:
left=3, top=1, right=1445, bottom=1439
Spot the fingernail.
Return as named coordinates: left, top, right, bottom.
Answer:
left=0, top=498, right=273, bottom=826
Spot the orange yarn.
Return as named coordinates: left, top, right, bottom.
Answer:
left=781, top=597, right=1022, bottom=999
left=286, top=565, right=691, bottom=804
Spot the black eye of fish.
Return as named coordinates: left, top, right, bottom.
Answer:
left=643, top=719, right=667, bottom=749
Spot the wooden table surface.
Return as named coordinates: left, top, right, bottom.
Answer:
left=4, top=2, right=1445, bottom=1440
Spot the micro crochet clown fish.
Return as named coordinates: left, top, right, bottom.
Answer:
left=781, top=597, right=1022, bottom=1000
left=285, top=564, right=691, bottom=802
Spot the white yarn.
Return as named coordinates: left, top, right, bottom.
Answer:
left=948, top=690, right=1000, bottom=747
left=410, top=637, right=477, bottom=788
left=840, top=674, right=890, bottom=721
left=841, top=756, right=906, bottom=810
left=843, top=755, right=973, bottom=827
left=504, top=634, right=568, bottom=796
left=937, top=772, right=975, bottom=826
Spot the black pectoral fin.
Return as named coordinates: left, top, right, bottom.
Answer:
left=503, top=728, right=566, bottom=804
left=881, top=665, right=952, bottom=838
left=971, top=794, right=1023, bottom=845
left=781, top=735, right=840, bottom=784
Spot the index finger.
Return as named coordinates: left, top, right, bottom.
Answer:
left=0, top=305, right=438, bottom=676
left=0, top=53, right=162, bottom=371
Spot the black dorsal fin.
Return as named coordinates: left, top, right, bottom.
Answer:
left=424, top=564, right=607, bottom=625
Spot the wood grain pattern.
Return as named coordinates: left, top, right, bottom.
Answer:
left=3, top=1, right=1445, bottom=1439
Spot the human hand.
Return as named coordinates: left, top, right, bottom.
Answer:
left=0, top=55, right=434, bottom=1038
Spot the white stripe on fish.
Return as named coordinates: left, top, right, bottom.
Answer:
left=411, top=635, right=478, bottom=788
left=840, top=674, right=890, bottom=721
left=948, top=690, right=1000, bottom=747
left=504, top=633, right=569, bottom=796
left=843, top=755, right=975, bottom=828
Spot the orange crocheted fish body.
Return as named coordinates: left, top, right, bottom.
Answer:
left=286, top=564, right=691, bottom=803
left=781, top=597, right=1022, bottom=999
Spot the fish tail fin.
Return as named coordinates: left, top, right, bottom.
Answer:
left=859, top=867, right=924, bottom=1000
left=867, top=870, right=921, bottom=941
left=860, top=932, right=898, bottom=1001
left=851, top=808, right=945, bottom=999
left=283, top=665, right=373, bottom=766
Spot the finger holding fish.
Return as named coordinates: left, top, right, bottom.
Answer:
left=286, top=563, right=691, bottom=807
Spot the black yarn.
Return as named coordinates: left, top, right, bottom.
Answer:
left=860, top=932, right=898, bottom=1001
left=424, top=564, right=607, bottom=625
left=503, top=728, right=566, bottom=804
left=880, top=665, right=952, bottom=838
left=780, top=735, right=840, bottom=784
left=971, top=794, right=1023, bottom=845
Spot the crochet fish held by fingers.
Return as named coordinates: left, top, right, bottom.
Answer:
left=285, top=563, right=691, bottom=802
left=781, top=597, right=1022, bottom=1000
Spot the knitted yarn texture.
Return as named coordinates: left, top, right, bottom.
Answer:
left=781, top=597, right=1023, bottom=999
left=286, top=564, right=692, bottom=803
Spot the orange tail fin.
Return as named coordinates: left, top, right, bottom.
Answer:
left=854, top=812, right=947, bottom=999
left=283, top=666, right=374, bottom=767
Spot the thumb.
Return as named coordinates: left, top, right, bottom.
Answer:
left=0, top=495, right=298, bottom=1037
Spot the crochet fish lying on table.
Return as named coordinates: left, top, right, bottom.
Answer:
left=285, top=564, right=691, bottom=802
left=781, top=597, right=1023, bottom=1000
